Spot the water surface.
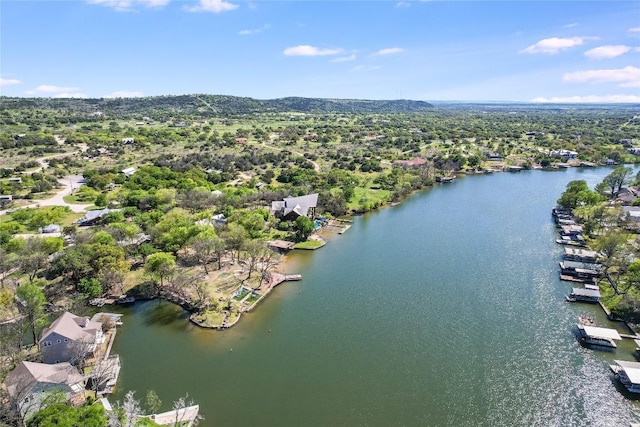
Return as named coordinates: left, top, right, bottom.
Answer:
left=112, top=168, right=640, bottom=426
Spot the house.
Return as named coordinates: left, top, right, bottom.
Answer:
left=39, top=224, right=61, bottom=234
left=78, top=208, right=121, bottom=226
left=550, top=149, right=578, bottom=160
left=628, top=148, right=640, bottom=156
left=235, top=137, right=248, bottom=144
left=485, top=152, right=503, bottom=160
left=5, top=361, right=85, bottom=420
left=39, top=312, right=104, bottom=365
left=195, top=214, right=227, bottom=227
left=0, top=194, right=13, bottom=202
left=121, top=167, right=136, bottom=177
left=623, top=206, right=640, bottom=222
left=122, top=138, right=135, bottom=144
left=617, top=187, right=640, bottom=205
left=272, top=193, right=319, bottom=221
left=605, top=158, right=617, bottom=165
left=8, top=177, right=22, bottom=183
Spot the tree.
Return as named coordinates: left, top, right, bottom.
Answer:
left=599, top=166, right=633, bottom=198
left=556, top=180, right=601, bottom=211
left=187, top=230, right=221, bottom=274
left=145, top=252, right=176, bottom=288
left=242, top=240, right=265, bottom=281
left=222, top=224, right=247, bottom=263
left=16, top=280, right=46, bottom=344
left=295, top=216, right=314, bottom=241
left=18, top=238, right=50, bottom=282
left=145, top=390, right=162, bottom=415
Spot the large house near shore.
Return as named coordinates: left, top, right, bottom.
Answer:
left=5, top=361, right=85, bottom=420
left=272, top=193, right=318, bottom=221
left=39, top=312, right=104, bottom=365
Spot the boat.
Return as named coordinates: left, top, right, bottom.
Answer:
left=577, top=324, right=622, bottom=348
left=610, top=360, right=640, bottom=393
left=116, top=296, right=135, bottom=304
left=566, top=287, right=601, bottom=303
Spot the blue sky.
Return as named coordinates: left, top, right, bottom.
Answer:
left=1, top=0, right=639, bottom=102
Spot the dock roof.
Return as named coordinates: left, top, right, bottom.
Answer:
left=571, top=287, right=601, bottom=298
left=564, top=247, right=598, bottom=258
left=614, top=360, right=640, bottom=384
left=581, top=325, right=622, bottom=341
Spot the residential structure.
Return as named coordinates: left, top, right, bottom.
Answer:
left=5, top=361, right=85, bottom=420
left=39, top=312, right=104, bottom=365
left=272, top=193, right=319, bottom=220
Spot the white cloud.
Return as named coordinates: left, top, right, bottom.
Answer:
left=584, top=45, right=632, bottom=59
left=331, top=54, right=357, bottom=63
left=103, top=90, right=144, bottom=98
left=283, top=45, right=343, bottom=56
left=239, top=24, right=269, bottom=36
left=563, top=66, right=640, bottom=87
left=629, top=27, right=640, bottom=33
left=87, top=0, right=169, bottom=12
left=26, top=85, right=80, bottom=94
left=531, top=95, right=640, bottom=103
left=0, top=78, right=21, bottom=87
left=185, top=0, right=238, bottom=13
left=396, top=2, right=411, bottom=8
left=374, top=47, right=404, bottom=56
left=563, top=23, right=579, bottom=28
left=520, top=36, right=597, bottom=54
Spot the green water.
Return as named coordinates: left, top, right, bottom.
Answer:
left=111, top=168, right=640, bottom=426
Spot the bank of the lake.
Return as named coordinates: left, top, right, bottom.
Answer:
left=111, top=167, right=640, bottom=426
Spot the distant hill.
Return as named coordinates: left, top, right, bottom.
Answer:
left=0, top=95, right=434, bottom=115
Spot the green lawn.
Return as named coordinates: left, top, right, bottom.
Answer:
left=347, top=187, right=391, bottom=211
left=293, top=240, right=326, bottom=250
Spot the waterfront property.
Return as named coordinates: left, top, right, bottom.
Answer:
left=559, top=260, right=602, bottom=279
left=577, top=324, right=622, bottom=348
left=5, top=361, right=85, bottom=420
left=566, top=287, right=601, bottom=303
left=563, top=247, right=598, bottom=263
left=611, top=360, right=640, bottom=393
left=271, top=193, right=318, bottom=220
left=39, top=312, right=104, bottom=365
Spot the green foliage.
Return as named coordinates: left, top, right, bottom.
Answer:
left=78, top=277, right=103, bottom=298
left=9, top=206, right=71, bottom=231
left=145, top=252, right=176, bottom=287
left=27, top=403, right=107, bottom=427
left=295, top=216, right=314, bottom=241
left=94, top=193, right=108, bottom=208
left=557, top=180, right=601, bottom=211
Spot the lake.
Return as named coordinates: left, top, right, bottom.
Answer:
left=111, top=167, right=640, bottom=426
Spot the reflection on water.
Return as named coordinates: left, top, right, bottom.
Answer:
left=112, top=168, right=640, bottom=426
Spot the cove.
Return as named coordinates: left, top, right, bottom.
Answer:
left=111, top=167, right=640, bottom=426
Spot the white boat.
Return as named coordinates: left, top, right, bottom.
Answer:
left=610, top=360, right=640, bottom=393
left=577, top=324, right=622, bottom=348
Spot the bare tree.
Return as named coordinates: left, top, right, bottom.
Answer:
left=121, top=390, right=143, bottom=427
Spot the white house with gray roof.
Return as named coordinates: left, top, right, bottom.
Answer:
left=5, top=361, right=85, bottom=420
left=39, top=312, right=104, bottom=365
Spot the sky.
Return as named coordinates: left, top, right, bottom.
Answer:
left=1, top=0, right=639, bottom=103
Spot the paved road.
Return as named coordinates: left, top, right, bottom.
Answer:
left=0, top=175, right=92, bottom=216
